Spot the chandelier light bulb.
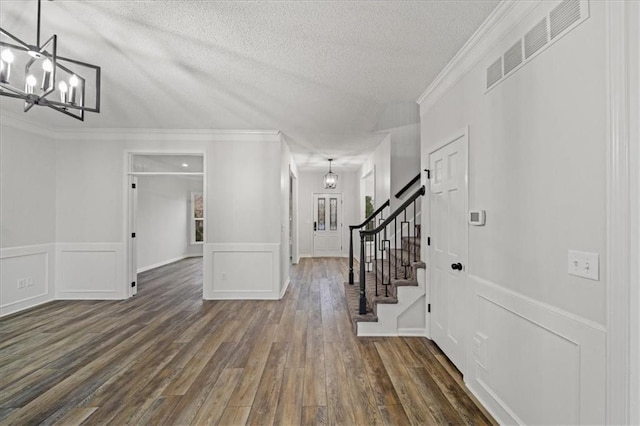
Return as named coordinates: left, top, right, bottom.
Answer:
left=68, top=75, right=79, bottom=105
left=41, top=58, right=53, bottom=90
left=1, top=49, right=14, bottom=64
left=59, top=81, right=68, bottom=103
left=25, top=74, right=37, bottom=94
left=42, top=58, right=53, bottom=72
left=0, top=49, right=14, bottom=83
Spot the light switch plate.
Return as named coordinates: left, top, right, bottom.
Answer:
left=568, top=250, right=599, bottom=281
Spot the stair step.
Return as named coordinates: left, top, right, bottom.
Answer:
left=344, top=258, right=425, bottom=332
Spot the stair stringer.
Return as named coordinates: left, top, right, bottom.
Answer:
left=356, top=266, right=426, bottom=336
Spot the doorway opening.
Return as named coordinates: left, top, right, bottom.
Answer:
left=126, top=153, right=206, bottom=298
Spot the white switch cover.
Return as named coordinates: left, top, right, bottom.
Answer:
left=568, top=250, right=599, bottom=281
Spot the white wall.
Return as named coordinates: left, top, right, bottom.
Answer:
left=0, top=118, right=56, bottom=315
left=419, top=1, right=608, bottom=423
left=297, top=169, right=358, bottom=258
left=136, top=175, right=203, bottom=272
left=1, top=122, right=56, bottom=248
left=389, top=123, right=421, bottom=210
left=627, top=2, right=640, bottom=423
left=279, top=140, right=295, bottom=295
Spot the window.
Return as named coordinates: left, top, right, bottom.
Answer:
left=191, top=192, right=204, bottom=243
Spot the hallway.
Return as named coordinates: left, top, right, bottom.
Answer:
left=0, top=257, right=494, bottom=425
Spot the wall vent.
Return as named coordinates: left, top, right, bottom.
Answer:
left=485, top=0, right=589, bottom=93
left=524, top=18, right=549, bottom=59
left=503, top=41, right=523, bottom=76
left=486, top=57, right=503, bottom=89
left=550, top=0, right=581, bottom=40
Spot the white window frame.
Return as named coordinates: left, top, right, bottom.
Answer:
left=191, top=192, right=204, bottom=245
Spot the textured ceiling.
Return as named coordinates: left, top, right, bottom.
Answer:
left=0, top=0, right=498, bottom=168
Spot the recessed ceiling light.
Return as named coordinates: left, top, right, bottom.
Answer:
left=182, top=163, right=189, bottom=168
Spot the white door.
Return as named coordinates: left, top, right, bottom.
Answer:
left=313, top=193, right=342, bottom=257
left=430, top=132, right=468, bottom=373
left=128, top=175, right=138, bottom=297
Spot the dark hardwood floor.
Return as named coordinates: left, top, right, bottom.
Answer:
left=0, top=257, right=494, bottom=425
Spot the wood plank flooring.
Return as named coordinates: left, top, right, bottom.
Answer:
left=0, top=257, right=495, bottom=425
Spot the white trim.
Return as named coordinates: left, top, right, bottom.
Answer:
left=137, top=254, right=199, bottom=274
left=124, top=150, right=207, bottom=299
left=55, top=242, right=125, bottom=299
left=129, top=172, right=204, bottom=176
left=280, top=277, right=291, bottom=298
left=0, top=244, right=55, bottom=317
left=605, top=1, right=633, bottom=424
left=57, top=128, right=281, bottom=142
left=468, top=274, right=607, bottom=424
left=397, top=328, right=427, bottom=337
left=203, top=243, right=281, bottom=300
left=417, top=1, right=536, bottom=109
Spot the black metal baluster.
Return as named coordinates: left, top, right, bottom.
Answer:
left=394, top=217, right=398, bottom=279
left=412, top=200, right=418, bottom=262
left=374, top=233, right=378, bottom=296
left=348, top=226, right=354, bottom=284
left=359, top=233, right=367, bottom=315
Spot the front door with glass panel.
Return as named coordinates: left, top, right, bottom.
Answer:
left=313, top=193, right=342, bottom=257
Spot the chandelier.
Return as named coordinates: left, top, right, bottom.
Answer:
left=323, top=159, right=338, bottom=189
left=0, top=0, right=101, bottom=121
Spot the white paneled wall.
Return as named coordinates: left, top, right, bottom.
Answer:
left=419, top=1, right=609, bottom=423
left=0, top=245, right=55, bottom=316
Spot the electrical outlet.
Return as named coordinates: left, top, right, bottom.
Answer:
left=26, top=277, right=33, bottom=287
left=568, top=250, right=599, bottom=281
left=17, top=278, right=26, bottom=289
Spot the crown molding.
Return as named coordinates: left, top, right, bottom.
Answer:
left=54, top=127, right=282, bottom=142
left=416, top=0, right=538, bottom=111
left=0, top=112, right=282, bottom=142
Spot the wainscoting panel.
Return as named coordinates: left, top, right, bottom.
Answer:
left=0, top=244, right=55, bottom=317
left=56, top=243, right=125, bottom=299
left=467, top=275, right=606, bottom=425
left=204, top=243, right=280, bottom=299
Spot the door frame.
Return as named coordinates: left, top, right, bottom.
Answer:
left=312, top=192, right=344, bottom=257
left=425, top=126, right=469, bottom=374
left=123, top=150, right=207, bottom=298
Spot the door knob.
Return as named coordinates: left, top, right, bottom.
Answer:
left=314, top=221, right=317, bottom=231
left=451, top=262, right=463, bottom=271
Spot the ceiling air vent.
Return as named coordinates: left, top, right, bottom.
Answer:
left=486, top=57, right=503, bottom=89
left=550, top=0, right=581, bottom=40
left=503, top=41, right=523, bottom=76
left=524, top=18, right=549, bottom=59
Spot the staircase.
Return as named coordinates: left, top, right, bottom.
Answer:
left=344, top=185, right=426, bottom=336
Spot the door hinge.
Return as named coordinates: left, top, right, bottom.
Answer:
left=427, top=303, right=431, bottom=313
left=427, top=236, right=431, bottom=246
left=424, top=169, right=431, bottom=179
left=131, top=183, right=136, bottom=189
left=131, top=233, right=136, bottom=238
left=131, top=281, right=136, bottom=287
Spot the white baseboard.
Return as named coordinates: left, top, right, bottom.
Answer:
left=137, top=254, right=201, bottom=273
left=280, top=277, right=291, bottom=298
left=397, top=327, right=427, bottom=337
